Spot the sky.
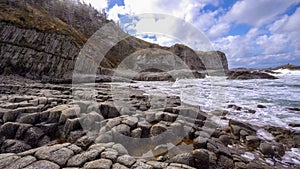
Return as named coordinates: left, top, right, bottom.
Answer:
left=82, top=0, right=300, bottom=68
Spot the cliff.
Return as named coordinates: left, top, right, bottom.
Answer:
left=0, top=0, right=229, bottom=81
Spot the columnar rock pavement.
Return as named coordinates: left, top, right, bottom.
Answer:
left=0, top=75, right=299, bottom=169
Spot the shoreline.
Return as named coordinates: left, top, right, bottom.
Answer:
left=0, top=75, right=299, bottom=168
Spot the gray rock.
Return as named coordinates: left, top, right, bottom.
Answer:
left=18, top=113, right=40, bottom=124
left=35, top=145, right=74, bottom=166
left=101, top=150, right=118, bottom=162
left=230, top=125, right=242, bottom=140
left=67, top=144, right=82, bottom=154
left=35, top=123, right=58, bottom=137
left=246, top=135, right=261, bottom=150
left=273, top=144, right=285, bottom=157
left=192, top=149, right=209, bottom=168
left=89, top=143, right=114, bottom=149
left=217, top=155, right=234, bottom=169
left=64, top=118, right=82, bottom=135
left=257, top=104, right=266, bottom=108
left=0, top=122, right=30, bottom=139
left=82, top=111, right=104, bottom=130
left=0, top=153, right=15, bottom=160
left=9, top=96, right=32, bottom=103
left=100, top=102, right=120, bottom=118
left=259, top=143, right=275, bottom=157
left=218, top=135, right=231, bottom=146
left=112, top=163, right=129, bottom=169
left=75, top=135, right=96, bottom=149
left=0, top=155, right=20, bottom=168
left=168, top=163, right=196, bottom=169
left=112, top=124, right=131, bottom=136
left=150, top=123, right=167, bottom=136
left=235, top=162, right=247, bottom=169
left=207, top=139, right=231, bottom=157
left=67, top=148, right=104, bottom=167
left=112, top=143, right=128, bottom=155
left=3, top=109, right=21, bottom=122
left=23, top=127, right=45, bottom=147
left=132, top=161, right=153, bottom=169
left=193, top=136, right=207, bottom=149
left=4, top=155, right=37, bottom=169
left=23, top=160, right=60, bottom=169
left=137, top=121, right=151, bottom=137
left=168, top=153, right=194, bottom=167
left=122, top=116, right=138, bottom=129
left=117, top=155, right=136, bottom=167
left=95, top=132, right=113, bottom=143
left=83, top=159, right=113, bottom=169
left=1, top=139, right=31, bottom=153
left=47, top=105, right=69, bottom=123
left=146, top=161, right=168, bottom=169
left=131, top=128, right=142, bottom=138
left=240, top=130, right=249, bottom=140
left=59, top=107, right=79, bottom=124
left=106, top=118, right=121, bottom=129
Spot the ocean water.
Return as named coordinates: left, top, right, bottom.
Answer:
left=112, top=69, right=300, bottom=130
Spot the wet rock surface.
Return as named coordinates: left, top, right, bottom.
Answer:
left=0, top=75, right=299, bottom=169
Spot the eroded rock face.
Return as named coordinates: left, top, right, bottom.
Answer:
left=0, top=21, right=229, bottom=82
left=0, top=22, right=80, bottom=79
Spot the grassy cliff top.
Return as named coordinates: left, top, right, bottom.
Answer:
left=0, top=1, right=96, bottom=45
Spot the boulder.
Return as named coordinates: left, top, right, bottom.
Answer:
left=112, top=124, right=131, bottom=136
left=101, top=150, right=118, bottom=163
left=0, top=155, right=21, bottom=169
left=83, top=159, right=113, bottom=169
left=67, top=148, right=104, bottom=167
left=64, top=118, right=82, bottom=135
left=100, top=103, right=120, bottom=119
left=59, top=106, right=80, bottom=124
left=217, top=155, right=234, bottom=169
left=4, top=155, right=37, bottom=169
left=23, top=160, right=60, bottom=169
left=1, top=139, right=31, bottom=153
left=259, top=143, right=275, bottom=157
left=23, top=127, right=45, bottom=147
left=122, top=116, right=138, bottom=129
left=150, top=123, right=167, bottom=136
left=193, top=136, right=207, bottom=149
left=192, top=149, right=210, bottom=169
left=18, top=113, right=40, bottom=124
left=112, top=143, right=128, bottom=156
left=117, top=155, right=136, bottom=167
left=35, top=144, right=74, bottom=166
left=168, top=153, right=195, bottom=167
left=246, top=136, right=261, bottom=150
left=112, top=163, right=129, bottom=169
left=218, top=135, right=231, bottom=146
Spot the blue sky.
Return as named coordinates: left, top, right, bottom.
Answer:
left=83, top=0, right=300, bottom=68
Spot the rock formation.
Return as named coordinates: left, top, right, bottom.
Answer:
left=0, top=0, right=228, bottom=81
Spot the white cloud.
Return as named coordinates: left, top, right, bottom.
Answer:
left=223, top=0, right=298, bottom=26
left=208, top=22, right=230, bottom=39
left=85, top=0, right=300, bottom=68
left=256, top=34, right=289, bottom=55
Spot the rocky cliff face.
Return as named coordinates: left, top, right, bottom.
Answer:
left=0, top=22, right=81, bottom=79
left=0, top=1, right=229, bottom=81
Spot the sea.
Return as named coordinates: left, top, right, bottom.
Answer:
left=109, top=68, right=300, bottom=165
